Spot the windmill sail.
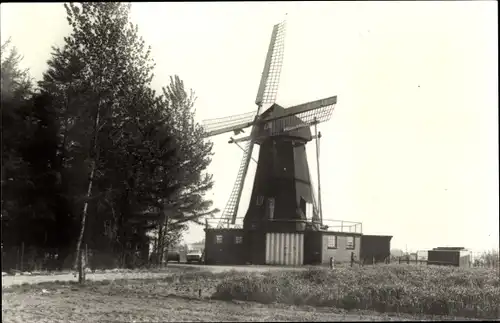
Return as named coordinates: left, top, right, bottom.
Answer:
left=215, top=19, right=287, bottom=226
left=201, top=110, right=256, bottom=138
left=255, top=20, right=286, bottom=107
left=262, top=96, right=337, bottom=138
left=228, top=96, right=337, bottom=144
left=217, top=140, right=252, bottom=228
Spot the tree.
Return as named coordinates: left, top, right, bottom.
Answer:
left=39, top=2, right=161, bottom=278
left=128, top=75, right=219, bottom=265
left=1, top=38, right=32, bottom=100
left=39, top=2, right=218, bottom=275
left=1, top=39, right=34, bottom=247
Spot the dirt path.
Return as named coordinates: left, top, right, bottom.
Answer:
left=1, top=286, right=411, bottom=322
left=1, top=264, right=305, bottom=288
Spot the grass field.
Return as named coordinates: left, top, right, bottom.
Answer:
left=2, top=264, right=499, bottom=322
left=214, top=265, right=500, bottom=319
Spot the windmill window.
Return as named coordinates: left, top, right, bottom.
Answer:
left=346, top=236, right=355, bottom=250
left=299, top=197, right=306, bottom=215
left=215, top=235, right=223, bottom=244
left=235, top=236, right=243, bottom=244
left=327, top=235, right=337, bottom=249
left=268, top=197, right=275, bottom=220
left=306, top=203, right=313, bottom=219
left=256, top=195, right=264, bottom=206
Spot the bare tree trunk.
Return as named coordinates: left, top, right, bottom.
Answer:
left=162, top=211, right=170, bottom=267
left=73, top=100, right=102, bottom=283
left=157, top=217, right=164, bottom=266
left=155, top=205, right=171, bottom=267
left=74, top=161, right=96, bottom=282
left=78, top=250, right=85, bottom=283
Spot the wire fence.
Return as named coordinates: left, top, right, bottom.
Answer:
left=393, top=250, right=500, bottom=269
left=0, top=243, right=173, bottom=273
left=3, top=242, right=499, bottom=274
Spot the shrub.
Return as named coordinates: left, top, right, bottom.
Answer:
left=212, top=265, right=500, bottom=319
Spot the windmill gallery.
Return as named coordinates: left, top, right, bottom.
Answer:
left=201, top=20, right=392, bottom=266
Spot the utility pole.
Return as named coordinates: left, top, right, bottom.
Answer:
left=314, top=121, right=323, bottom=225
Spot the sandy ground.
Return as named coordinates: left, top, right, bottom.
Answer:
left=1, top=264, right=305, bottom=288
left=2, top=265, right=485, bottom=322
left=1, top=282, right=415, bottom=323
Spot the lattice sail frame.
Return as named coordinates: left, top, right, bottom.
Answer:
left=216, top=139, right=252, bottom=228
left=255, top=20, right=286, bottom=106
left=201, top=20, right=336, bottom=228
left=202, top=110, right=256, bottom=137
left=214, top=20, right=287, bottom=228
left=265, top=103, right=336, bottom=137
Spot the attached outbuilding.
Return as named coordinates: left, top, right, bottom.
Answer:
left=359, top=235, right=393, bottom=264
left=204, top=220, right=368, bottom=266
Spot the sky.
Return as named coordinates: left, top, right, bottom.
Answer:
left=1, top=2, right=498, bottom=252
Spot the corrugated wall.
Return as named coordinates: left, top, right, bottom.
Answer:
left=265, top=232, right=304, bottom=266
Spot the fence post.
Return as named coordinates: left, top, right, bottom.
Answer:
left=407, top=256, right=410, bottom=265
left=350, top=252, right=354, bottom=267
left=398, top=257, right=401, bottom=264
left=85, top=244, right=88, bottom=270
left=16, top=247, right=19, bottom=271
left=329, top=256, right=334, bottom=269
left=78, top=250, right=85, bottom=283
left=21, top=242, right=25, bottom=272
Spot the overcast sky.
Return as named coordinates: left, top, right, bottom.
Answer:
left=1, top=2, right=498, bottom=252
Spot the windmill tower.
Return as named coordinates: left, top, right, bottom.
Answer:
left=202, top=19, right=337, bottom=234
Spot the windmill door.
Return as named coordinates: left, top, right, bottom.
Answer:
left=265, top=232, right=304, bottom=266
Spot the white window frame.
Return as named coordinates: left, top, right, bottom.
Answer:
left=256, top=195, right=264, bottom=206
left=327, top=235, right=337, bottom=249
left=306, top=202, right=313, bottom=219
left=215, top=235, right=223, bottom=244
left=235, top=236, right=243, bottom=244
left=268, top=197, right=275, bottom=220
left=346, top=236, right=355, bottom=250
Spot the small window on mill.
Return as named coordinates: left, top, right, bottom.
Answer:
left=235, top=236, right=243, bottom=244
left=215, top=235, right=223, bottom=244
left=268, top=197, right=275, bottom=220
left=327, top=235, right=337, bottom=249
left=346, top=236, right=355, bottom=249
left=256, top=195, right=264, bottom=206
left=299, top=197, right=306, bottom=215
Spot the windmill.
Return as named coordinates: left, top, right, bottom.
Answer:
left=202, top=19, right=337, bottom=232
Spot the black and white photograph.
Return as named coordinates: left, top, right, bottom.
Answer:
left=1, top=1, right=498, bottom=322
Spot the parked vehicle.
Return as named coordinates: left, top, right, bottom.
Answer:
left=186, top=249, right=203, bottom=264
left=166, top=250, right=180, bottom=263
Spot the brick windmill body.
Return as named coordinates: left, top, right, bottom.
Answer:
left=202, top=19, right=338, bottom=265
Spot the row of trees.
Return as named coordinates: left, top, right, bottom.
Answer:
left=1, top=2, right=217, bottom=271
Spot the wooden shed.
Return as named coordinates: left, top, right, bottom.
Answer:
left=427, top=247, right=471, bottom=267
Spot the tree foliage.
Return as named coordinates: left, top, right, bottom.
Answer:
left=1, top=2, right=216, bottom=270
